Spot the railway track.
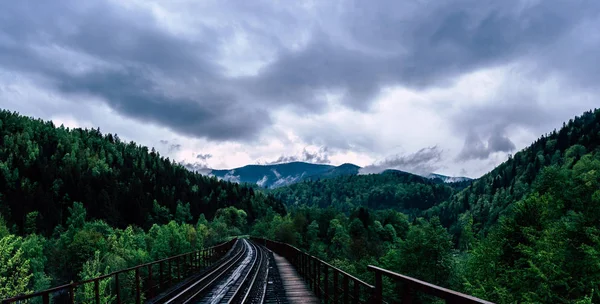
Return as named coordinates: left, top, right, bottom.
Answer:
left=155, top=239, right=270, bottom=304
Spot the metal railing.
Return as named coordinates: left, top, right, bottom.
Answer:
left=251, top=237, right=375, bottom=304
left=2, top=238, right=237, bottom=304
left=368, top=266, right=493, bottom=304
left=252, top=237, right=493, bottom=304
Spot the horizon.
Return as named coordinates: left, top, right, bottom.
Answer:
left=2, top=0, right=599, bottom=178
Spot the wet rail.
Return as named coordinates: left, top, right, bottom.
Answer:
left=156, top=239, right=269, bottom=304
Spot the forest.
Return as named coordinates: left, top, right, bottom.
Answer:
left=269, top=169, right=465, bottom=213
left=1, top=108, right=600, bottom=303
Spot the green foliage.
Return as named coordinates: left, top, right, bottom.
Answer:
left=67, top=202, right=86, bottom=230
left=77, top=251, right=115, bottom=304
left=381, top=217, right=453, bottom=287
left=463, top=152, right=600, bottom=303
left=0, top=235, right=33, bottom=299
left=175, top=201, right=193, bottom=224
left=271, top=170, right=458, bottom=212
left=431, top=109, right=600, bottom=238
left=20, top=234, right=51, bottom=294
left=24, top=211, right=39, bottom=235
left=0, top=215, right=9, bottom=239
left=0, top=110, right=285, bottom=235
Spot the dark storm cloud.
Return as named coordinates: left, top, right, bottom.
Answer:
left=1, top=0, right=599, bottom=145
left=0, top=0, right=267, bottom=141
left=359, top=146, right=443, bottom=175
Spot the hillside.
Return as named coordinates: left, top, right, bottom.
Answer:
left=428, top=108, right=600, bottom=235
left=253, top=108, right=600, bottom=303
left=270, top=170, right=461, bottom=213
left=210, top=161, right=470, bottom=189
left=210, top=162, right=360, bottom=188
left=0, top=110, right=285, bottom=235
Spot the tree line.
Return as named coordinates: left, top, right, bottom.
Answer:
left=0, top=110, right=285, bottom=236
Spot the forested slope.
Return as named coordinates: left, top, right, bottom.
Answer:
left=0, top=110, right=285, bottom=235
left=428, top=108, right=600, bottom=236
left=270, top=170, right=462, bottom=213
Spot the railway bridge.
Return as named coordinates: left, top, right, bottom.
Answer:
left=2, top=237, right=493, bottom=304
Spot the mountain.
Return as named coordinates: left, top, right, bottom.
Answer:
left=270, top=169, right=458, bottom=212
left=0, top=110, right=285, bottom=235
left=210, top=162, right=360, bottom=189
left=209, top=162, right=467, bottom=189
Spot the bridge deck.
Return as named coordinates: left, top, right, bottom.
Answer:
left=273, top=253, right=320, bottom=304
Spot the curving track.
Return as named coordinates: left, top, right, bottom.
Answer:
left=156, top=239, right=270, bottom=304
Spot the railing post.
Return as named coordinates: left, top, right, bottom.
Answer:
left=343, top=274, right=349, bottom=304
left=313, top=257, right=318, bottom=292
left=94, top=278, right=100, bottom=304
left=301, top=253, right=305, bottom=277
left=116, top=273, right=121, bottom=304
left=317, top=262, right=321, bottom=299
left=324, top=266, right=329, bottom=303
left=135, top=267, right=141, bottom=304
left=168, top=259, right=172, bottom=286
left=69, top=284, right=75, bottom=304
left=333, top=270, right=338, bottom=304
left=42, top=293, right=50, bottom=304
left=148, top=264, right=154, bottom=298
left=402, top=284, right=413, bottom=304
left=353, top=280, right=359, bottom=304
left=374, top=270, right=383, bottom=304
left=182, top=255, right=186, bottom=277
left=159, top=261, right=164, bottom=291
left=177, top=256, right=181, bottom=281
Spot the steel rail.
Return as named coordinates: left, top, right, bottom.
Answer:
left=231, top=241, right=265, bottom=304
left=162, top=239, right=248, bottom=304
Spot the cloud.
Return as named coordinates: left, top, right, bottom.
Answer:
left=222, top=170, right=241, bottom=183
left=183, top=162, right=212, bottom=175
left=457, top=130, right=516, bottom=161
left=196, top=153, right=213, bottom=160
left=266, top=147, right=330, bottom=164
left=302, top=147, right=330, bottom=164
left=3, top=0, right=598, bottom=144
left=359, top=146, right=444, bottom=176
left=169, top=144, right=182, bottom=152
left=271, top=169, right=282, bottom=179
left=2, top=0, right=600, bottom=178
left=256, top=176, right=268, bottom=187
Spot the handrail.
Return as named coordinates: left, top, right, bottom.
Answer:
left=1, top=238, right=237, bottom=304
left=252, top=237, right=494, bottom=304
left=368, top=265, right=493, bottom=304
left=251, top=237, right=375, bottom=304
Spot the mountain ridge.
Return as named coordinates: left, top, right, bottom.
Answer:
left=205, top=161, right=471, bottom=189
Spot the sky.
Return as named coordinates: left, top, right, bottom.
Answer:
left=1, top=0, right=599, bottom=178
